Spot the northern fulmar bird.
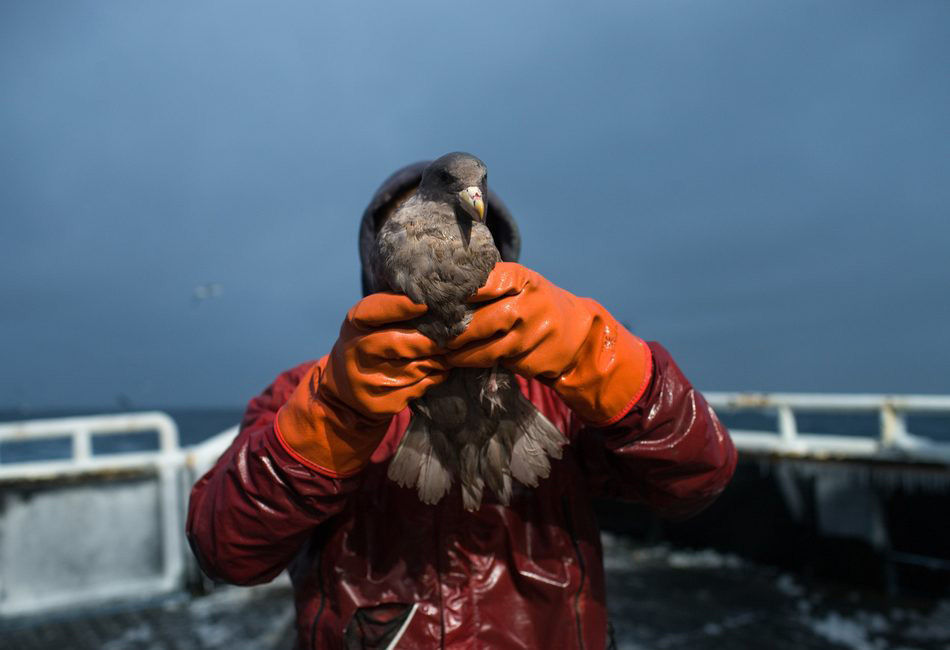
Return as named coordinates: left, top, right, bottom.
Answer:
left=373, top=152, right=565, bottom=510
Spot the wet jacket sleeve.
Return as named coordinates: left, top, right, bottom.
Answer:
left=575, top=342, right=737, bottom=519
left=186, top=361, right=360, bottom=585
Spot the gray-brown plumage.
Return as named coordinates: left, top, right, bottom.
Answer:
left=372, top=152, right=565, bottom=511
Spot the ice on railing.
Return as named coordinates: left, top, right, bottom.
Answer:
left=0, top=412, right=185, bottom=616
left=757, top=457, right=950, bottom=494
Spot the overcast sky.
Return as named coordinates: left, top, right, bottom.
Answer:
left=2, top=1, right=948, bottom=409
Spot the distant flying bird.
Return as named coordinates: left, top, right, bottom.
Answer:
left=193, top=283, right=224, bottom=303
left=373, top=152, right=565, bottom=510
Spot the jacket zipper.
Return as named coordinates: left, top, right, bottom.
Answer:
left=561, top=496, right=587, bottom=650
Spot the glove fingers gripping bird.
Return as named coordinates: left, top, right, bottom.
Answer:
left=373, top=152, right=565, bottom=511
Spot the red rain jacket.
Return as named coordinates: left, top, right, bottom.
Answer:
left=187, top=342, right=736, bottom=649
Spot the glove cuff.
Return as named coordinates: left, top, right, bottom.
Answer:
left=552, top=299, right=653, bottom=426
left=275, top=358, right=392, bottom=477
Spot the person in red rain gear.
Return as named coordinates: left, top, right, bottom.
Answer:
left=187, top=161, right=737, bottom=649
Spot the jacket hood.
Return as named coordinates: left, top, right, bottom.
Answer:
left=359, top=160, right=521, bottom=296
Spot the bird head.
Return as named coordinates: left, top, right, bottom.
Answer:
left=419, top=152, right=488, bottom=222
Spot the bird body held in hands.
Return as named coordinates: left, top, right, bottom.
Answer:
left=372, top=152, right=565, bottom=510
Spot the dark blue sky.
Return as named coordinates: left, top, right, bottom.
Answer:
left=2, top=1, right=949, bottom=408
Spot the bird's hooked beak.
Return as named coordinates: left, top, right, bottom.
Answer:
left=458, top=186, right=485, bottom=222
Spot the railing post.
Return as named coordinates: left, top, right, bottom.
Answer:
left=880, top=404, right=907, bottom=448
left=777, top=405, right=798, bottom=446
left=72, top=427, right=92, bottom=462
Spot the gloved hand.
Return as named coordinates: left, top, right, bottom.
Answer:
left=277, top=293, right=449, bottom=476
left=445, top=263, right=653, bottom=426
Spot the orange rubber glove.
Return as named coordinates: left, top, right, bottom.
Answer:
left=445, top=263, right=653, bottom=426
left=277, top=293, right=449, bottom=477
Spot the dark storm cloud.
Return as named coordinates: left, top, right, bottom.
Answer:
left=1, top=0, right=948, bottom=408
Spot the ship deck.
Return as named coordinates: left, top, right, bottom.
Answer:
left=3, top=539, right=948, bottom=650
left=2, top=401, right=948, bottom=649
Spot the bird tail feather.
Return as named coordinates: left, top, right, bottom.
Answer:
left=459, top=444, right=485, bottom=511
left=480, top=433, right=512, bottom=508
left=508, top=394, right=566, bottom=488
left=387, top=416, right=456, bottom=505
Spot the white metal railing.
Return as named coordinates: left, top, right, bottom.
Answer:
left=0, top=411, right=181, bottom=479
left=0, top=412, right=185, bottom=616
left=185, top=424, right=239, bottom=480
left=704, top=392, right=950, bottom=465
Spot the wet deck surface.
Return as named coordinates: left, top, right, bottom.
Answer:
left=601, top=537, right=950, bottom=650
left=3, top=539, right=948, bottom=649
